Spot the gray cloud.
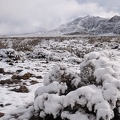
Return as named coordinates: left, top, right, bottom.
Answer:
left=0, top=0, right=119, bottom=35
left=77, top=0, right=120, bottom=11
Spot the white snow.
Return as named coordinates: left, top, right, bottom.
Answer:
left=0, top=37, right=120, bottom=120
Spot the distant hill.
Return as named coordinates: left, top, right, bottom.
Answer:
left=51, top=15, right=120, bottom=35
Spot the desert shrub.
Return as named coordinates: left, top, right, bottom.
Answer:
left=12, top=38, right=41, bottom=51
left=33, top=50, right=120, bottom=120
left=73, top=47, right=95, bottom=58
left=28, top=48, right=49, bottom=59
left=0, top=48, right=20, bottom=61
left=28, top=47, right=62, bottom=61
left=0, top=41, right=8, bottom=49
left=42, top=64, right=81, bottom=93
left=13, top=42, right=33, bottom=52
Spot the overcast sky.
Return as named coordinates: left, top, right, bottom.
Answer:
left=0, top=0, right=120, bottom=35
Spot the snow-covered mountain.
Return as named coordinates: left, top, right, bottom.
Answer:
left=52, top=15, right=120, bottom=35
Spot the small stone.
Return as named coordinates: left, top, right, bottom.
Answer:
left=29, top=115, right=43, bottom=120
left=0, top=68, right=4, bottom=74
left=0, top=112, right=4, bottom=117
left=12, top=73, right=31, bottom=80
left=11, top=86, right=29, bottom=93
left=0, top=80, right=12, bottom=85
left=30, top=80, right=39, bottom=85
left=9, top=63, right=14, bottom=65
left=21, top=73, right=31, bottom=80
left=16, top=70, right=23, bottom=73
left=5, top=103, right=11, bottom=106
left=12, top=75, right=21, bottom=80
left=0, top=104, right=4, bottom=107
left=35, top=76, right=42, bottom=79
left=0, top=79, right=20, bottom=85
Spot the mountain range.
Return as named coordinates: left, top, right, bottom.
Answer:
left=5, top=15, right=120, bottom=37
left=51, top=15, right=120, bottom=35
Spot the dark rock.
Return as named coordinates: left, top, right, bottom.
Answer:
left=0, top=79, right=21, bottom=85
left=31, top=75, right=42, bottom=79
left=21, top=73, right=31, bottom=80
left=0, top=68, right=4, bottom=74
left=12, top=75, right=21, bottom=80
left=0, top=104, right=4, bottom=107
left=35, top=76, right=42, bottom=79
left=0, top=112, right=4, bottom=117
left=30, top=80, right=39, bottom=85
left=9, top=63, right=14, bottom=65
left=112, top=44, right=119, bottom=49
left=16, top=70, right=23, bottom=73
left=12, top=73, right=31, bottom=80
left=29, top=115, right=43, bottom=120
left=0, top=80, right=10, bottom=85
left=5, top=59, right=12, bottom=63
left=22, top=82, right=27, bottom=85
left=11, top=86, right=29, bottom=93
left=5, top=103, right=11, bottom=106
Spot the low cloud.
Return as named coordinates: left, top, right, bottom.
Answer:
left=0, top=0, right=119, bottom=35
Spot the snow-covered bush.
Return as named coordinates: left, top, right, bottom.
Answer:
left=29, top=48, right=50, bottom=59
left=28, top=48, right=63, bottom=61
left=80, top=50, right=120, bottom=119
left=0, top=48, right=20, bottom=62
left=73, top=47, right=95, bottom=58
left=33, top=50, right=120, bottom=120
left=43, top=64, right=81, bottom=90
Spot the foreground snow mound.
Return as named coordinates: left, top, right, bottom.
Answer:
left=33, top=50, right=120, bottom=120
left=0, top=48, right=20, bottom=62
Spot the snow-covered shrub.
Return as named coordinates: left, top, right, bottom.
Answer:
left=43, top=64, right=81, bottom=92
left=68, top=57, right=82, bottom=64
left=73, top=47, right=95, bottom=58
left=80, top=50, right=120, bottom=119
left=35, top=81, right=67, bottom=98
left=0, top=48, right=20, bottom=62
left=48, top=52, right=62, bottom=61
left=0, top=41, right=8, bottom=49
left=33, top=50, right=120, bottom=120
left=28, top=48, right=49, bottom=59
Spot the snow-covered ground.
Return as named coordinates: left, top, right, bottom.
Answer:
left=0, top=36, right=120, bottom=120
